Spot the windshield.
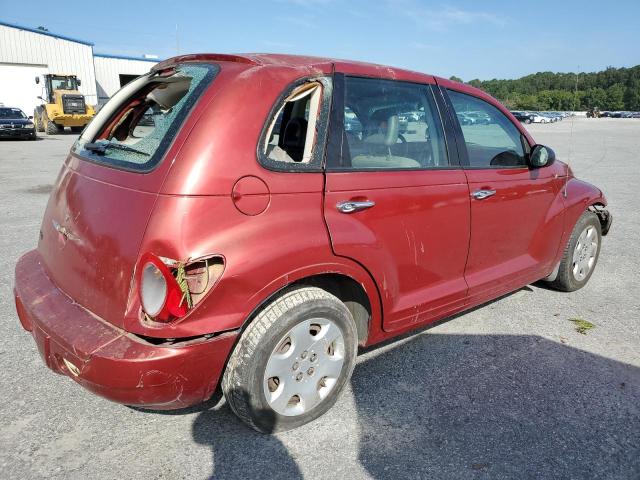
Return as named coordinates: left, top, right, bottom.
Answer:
left=0, top=108, right=27, bottom=119
left=74, top=63, right=217, bottom=172
left=50, top=76, right=78, bottom=90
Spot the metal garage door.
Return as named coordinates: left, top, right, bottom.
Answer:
left=0, top=63, right=49, bottom=117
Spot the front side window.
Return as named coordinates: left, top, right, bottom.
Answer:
left=330, top=77, right=448, bottom=170
left=74, top=63, right=217, bottom=172
left=448, top=90, right=526, bottom=168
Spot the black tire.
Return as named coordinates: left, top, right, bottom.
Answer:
left=46, top=120, right=61, bottom=135
left=34, top=110, right=45, bottom=132
left=547, top=211, right=602, bottom=292
left=525, top=118, right=532, bottom=124
left=222, top=286, right=358, bottom=433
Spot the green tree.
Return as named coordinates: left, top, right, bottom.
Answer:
left=605, top=84, right=625, bottom=110
left=582, top=88, right=607, bottom=110
left=624, top=79, right=640, bottom=111
left=468, top=65, right=640, bottom=110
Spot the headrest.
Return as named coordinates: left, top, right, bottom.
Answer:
left=282, top=117, right=308, bottom=149
left=364, top=114, right=399, bottom=147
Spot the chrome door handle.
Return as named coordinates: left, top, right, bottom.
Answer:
left=471, top=189, right=496, bottom=200
left=337, top=200, right=376, bottom=213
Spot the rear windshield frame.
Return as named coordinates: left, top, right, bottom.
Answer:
left=73, top=62, right=219, bottom=173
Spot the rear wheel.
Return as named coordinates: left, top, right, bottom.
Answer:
left=34, top=110, right=45, bottom=132
left=547, top=211, right=601, bottom=292
left=222, top=286, right=358, bottom=433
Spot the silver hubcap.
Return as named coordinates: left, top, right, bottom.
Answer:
left=263, top=318, right=345, bottom=417
left=572, top=225, right=598, bottom=281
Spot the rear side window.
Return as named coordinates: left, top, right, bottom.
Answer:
left=74, top=63, right=217, bottom=172
left=447, top=90, right=526, bottom=168
left=259, top=78, right=332, bottom=171
left=329, top=77, right=448, bottom=170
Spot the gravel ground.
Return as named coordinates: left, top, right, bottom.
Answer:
left=0, top=118, right=638, bottom=479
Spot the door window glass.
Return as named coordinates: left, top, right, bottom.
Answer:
left=331, top=77, right=448, bottom=170
left=448, top=90, right=526, bottom=168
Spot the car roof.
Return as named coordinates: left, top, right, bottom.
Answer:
left=154, top=52, right=491, bottom=102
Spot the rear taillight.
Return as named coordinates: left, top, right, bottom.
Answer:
left=138, top=253, right=225, bottom=323
left=139, top=253, right=188, bottom=322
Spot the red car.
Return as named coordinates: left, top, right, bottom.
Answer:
left=14, top=54, right=612, bottom=433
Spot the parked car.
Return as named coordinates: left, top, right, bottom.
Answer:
left=14, top=53, right=612, bottom=433
left=464, top=110, right=491, bottom=125
left=528, top=112, right=550, bottom=123
left=510, top=111, right=535, bottom=124
left=0, top=107, right=36, bottom=140
left=456, top=112, right=475, bottom=125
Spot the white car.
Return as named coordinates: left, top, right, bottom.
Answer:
left=530, top=112, right=550, bottom=123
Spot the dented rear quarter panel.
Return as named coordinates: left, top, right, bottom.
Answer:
left=122, top=60, right=383, bottom=340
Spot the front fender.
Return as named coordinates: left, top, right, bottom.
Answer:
left=552, top=177, right=607, bottom=266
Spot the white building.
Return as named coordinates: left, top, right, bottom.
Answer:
left=0, top=21, right=159, bottom=116
left=93, top=54, right=158, bottom=106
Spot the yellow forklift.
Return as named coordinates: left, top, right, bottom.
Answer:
left=34, top=74, right=95, bottom=134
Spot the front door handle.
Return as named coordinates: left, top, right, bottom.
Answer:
left=471, top=189, right=496, bottom=200
left=337, top=200, right=376, bottom=213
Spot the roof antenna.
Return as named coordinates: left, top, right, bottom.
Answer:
left=565, top=65, right=580, bottom=198
left=176, top=23, right=180, bottom=55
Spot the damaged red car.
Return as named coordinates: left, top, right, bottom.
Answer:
left=14, top=53, right=612, bottom=432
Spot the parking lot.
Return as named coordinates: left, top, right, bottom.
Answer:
left=0, top=118, right=638, bottom=479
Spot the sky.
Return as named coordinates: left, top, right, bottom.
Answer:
left=1, top=0, right=639, bottom=80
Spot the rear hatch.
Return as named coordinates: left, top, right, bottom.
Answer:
left=37, top=62, right=218, bottom=328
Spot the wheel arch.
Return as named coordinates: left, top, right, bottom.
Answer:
left=552, top=178, right=608, bottom=268
left=240, top=266, right=382, bottom=348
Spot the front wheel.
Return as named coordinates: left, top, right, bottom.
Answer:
left=547, top=211, right=602, bottom=291
left=222, top=286, right=358, bottom=433
left=45, top=119, right=61, bottom=135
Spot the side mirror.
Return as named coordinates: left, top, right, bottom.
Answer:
left=529, top=144, right=555, bottom=168
left=35, top=77, right=40, bottom=84
left=77, top=79, right=81, bottom=86
left=37, top=96, right=43, bottom=101
left=28, top=116, right=33, bottom=120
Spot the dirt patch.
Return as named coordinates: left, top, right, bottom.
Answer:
left=24, top=184, right=53, bottom=194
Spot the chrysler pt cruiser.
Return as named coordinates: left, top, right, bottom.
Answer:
left=14, top=54, right=612, bottom=432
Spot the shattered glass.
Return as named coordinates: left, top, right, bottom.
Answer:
left=105, top=65, right=210, bottom=164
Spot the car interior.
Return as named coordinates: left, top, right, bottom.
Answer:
left=336, top=77, right=448, bottom=170
left=264, top=82, right=322, bottom=164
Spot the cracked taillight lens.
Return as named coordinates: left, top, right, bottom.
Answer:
left=138, top=253, right=188, bottom=322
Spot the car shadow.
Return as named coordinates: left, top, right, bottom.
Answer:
left=191, top=329, right=639, bottom=479
left=351, top=332, right=638, bottom=479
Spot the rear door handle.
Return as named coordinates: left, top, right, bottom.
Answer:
left=471, top=189, right=496, bottom=200
left=337, top=200, right=376, bottom=213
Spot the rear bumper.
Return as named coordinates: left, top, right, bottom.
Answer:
left=14, top=250, right=238, bottom=410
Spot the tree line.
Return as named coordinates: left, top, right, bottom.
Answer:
left=450, top=65, right=640, bottom=111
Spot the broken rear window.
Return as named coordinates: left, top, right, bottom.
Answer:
left=74, top=63, right=217, bottom=172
